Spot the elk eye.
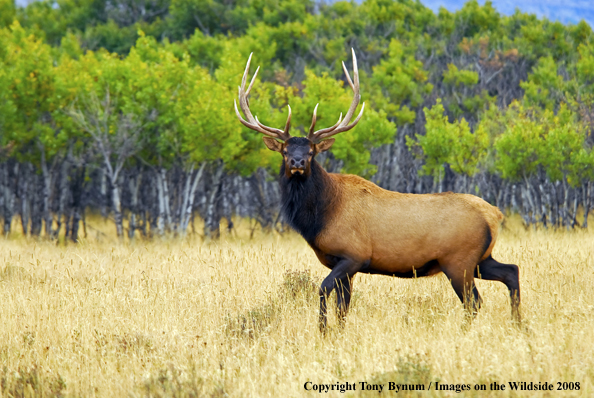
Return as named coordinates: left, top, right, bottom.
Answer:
left=283, top=150, right=287, bottom=155
left=308, top=151, right=314, bottom=156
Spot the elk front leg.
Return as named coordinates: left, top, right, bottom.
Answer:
left=319, top=257, right=361, bottom=333
left=335, top=274, right=353, bottom=327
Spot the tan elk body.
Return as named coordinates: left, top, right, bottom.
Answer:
left=312, top=175, right=503, bottom=272
left=235, top=50, right=520, bottom=331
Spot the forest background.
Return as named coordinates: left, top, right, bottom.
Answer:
left=1, top=0, right=594, bottom=241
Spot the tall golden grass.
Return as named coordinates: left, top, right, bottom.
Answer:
left=0, top=216, right=593, bottom=397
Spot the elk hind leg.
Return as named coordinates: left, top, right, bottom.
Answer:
left=476, top=255, right=521, bottom=322
left=442, top=265, right=482, bottom=317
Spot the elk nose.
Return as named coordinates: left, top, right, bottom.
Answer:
left=290, top=158, right=305, bottom=168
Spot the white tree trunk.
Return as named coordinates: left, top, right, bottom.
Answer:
left=156, top=170, right=166, bottom=236
left=181, top=163, right=205, bottom=236
left=111, top=177, right=123, bottom=238
left=128, top=172, right=141, bottom=239
left=204, top=162, right=225, bottom=240
left=3, top=163, right=15, bottom=236
left=40, top=152, right=53, bottom=238
left=160, top=168, right=172, bottom=230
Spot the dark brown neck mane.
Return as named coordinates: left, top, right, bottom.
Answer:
left=279, top=160, right=335, bottom=245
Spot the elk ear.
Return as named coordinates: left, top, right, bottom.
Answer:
left=262, top=137, right=283, bottom=152
left=315, top=138, right=335, bottom=153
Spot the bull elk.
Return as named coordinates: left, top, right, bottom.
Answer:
left=234, top=50, right=520, bottom=331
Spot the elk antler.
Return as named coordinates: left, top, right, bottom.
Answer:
left=307, top=48, right=365, bottom=143
left=234, top=53, right=292, bottom=141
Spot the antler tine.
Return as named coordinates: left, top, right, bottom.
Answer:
left=353, top=47, right=359, bottom=86
left=240, top=53, right=252, bottom=92
left=342, top=61, right=354, bottom=91
left=316, top=104, right=364, bottom=141
left=336, top=48, right=360, bottom=128
left=255, top=116, right=283, bottom=134
left=246, top=66, right=260, bottom=97
left=309, top=48, right=365, bottom=143
left=308, top=103, right=319, bottom=136
left=311, top=113, right=343, bottom=138
left=283, top=105, right=292, bottom=136
left=234, top=100, right=278, bottom=138
left=254, top=105, right=291, bottom=137
left=307, top=105, right=344, bottom=141
left=235, top=52, right=292, bottom=141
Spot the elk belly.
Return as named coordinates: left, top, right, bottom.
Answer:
left=366, top=252, right=442, bottom=278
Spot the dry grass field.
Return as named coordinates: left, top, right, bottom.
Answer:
left=1, top=217, right=593, bottom=397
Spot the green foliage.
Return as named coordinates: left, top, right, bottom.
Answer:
left=576, top=43, right=594, bottom=88
left=371, top=39, right=432, bottom=125
left=165, top=29, right=223, bottom=70
left=168, top=0, right=313, bottom=39
left=492, top=106, right=541, bottom=181
left=2, top=0, right=594, bottom=185
left=286, top=69, right=396, bottom=176
left=0, top=64, right=16, bottom=150
left=493, top=102, right=594, bottom=185
left=408, top=99, right=488, bottom=179
left=0, top=0, right=16, bottom=28
left=442, top=64, right=479, bottom=87
left=521, top=56, right=565, bottom=110
left=0, top=22, right=68, bottom=161
left=182, top=66, right=254, bottom=171
left=455, top=0, right=501, bottom=38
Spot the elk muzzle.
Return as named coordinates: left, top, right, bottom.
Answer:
left=289, top=157, right=306, bottom=175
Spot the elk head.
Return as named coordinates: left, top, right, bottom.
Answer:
left=234, top=49, right=365, bottom=179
